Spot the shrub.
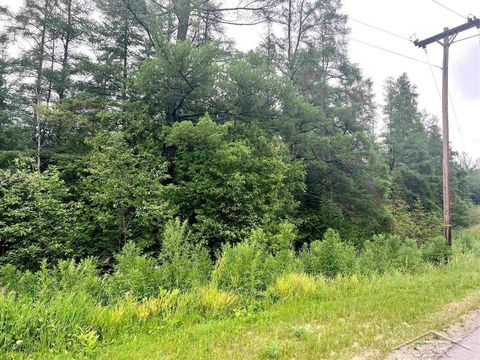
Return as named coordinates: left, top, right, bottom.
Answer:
left=422, top=237, right=453, bottom=265
left=108, top=243, right=163, bottom=301
left=257, top=223, right=296, bottom=255
left=0, top=258, right=102, bottom=300
left=0, top=168, right=81, bottom=270
left=389, top=199, right=442, bottom=245
left=300, top=229, right=357, bottom=277
left=212, top=239, right=270, bottom=295
left=359, top=234, right=422, bottom=274
left=108, top=220, right=212, bottom=300
left=164, top=116, right=306, bottom=248
left=252, top=224, right=303, bottom=275
left=95, top=289, right=181, bottom=336
left=158, top=219, right=212, bottom=290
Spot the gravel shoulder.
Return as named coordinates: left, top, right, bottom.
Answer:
left=386, top=307, right=480, bottom=360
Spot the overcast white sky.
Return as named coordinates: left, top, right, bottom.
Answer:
left=2, top=0, right=479, bottom=159
left=226, top=0, right=480, bottom=160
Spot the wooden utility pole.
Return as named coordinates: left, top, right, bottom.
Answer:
left=414, top=17, right=480, bottom=246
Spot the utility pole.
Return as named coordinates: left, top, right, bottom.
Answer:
left=414, top=17, right=480, bottom=246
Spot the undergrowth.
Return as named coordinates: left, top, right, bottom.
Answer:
left=0, top=223, right=478, bottom=358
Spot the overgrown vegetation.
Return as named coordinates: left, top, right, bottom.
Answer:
left=0, top=0, right=479, bottom=358
left=1, top=225, right=479, bottom=358
left=0, top=0, right=479, bottom=270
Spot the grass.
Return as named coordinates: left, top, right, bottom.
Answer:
left=3, top=227, right=480, bottom=359
left=92, top=254, right=480, bottom=359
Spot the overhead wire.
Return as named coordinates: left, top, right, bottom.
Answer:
left=452, top=33, right=480, bottom=44
left=431, top=0, right=468, bottom=20
left=448, top=74, right=467, bottom=155
left=348, top=7, right=473, bottom=155
left=347, top=16, right=443, bottom=68
left=348, top=17, right=411, bottom=42
left=349, top=37, right=442, bottom=69
left=424, top=51, right=442, bottom=99
left=424, top=50, right=466, bottom=154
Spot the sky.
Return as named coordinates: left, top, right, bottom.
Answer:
left=2, top=0, right=479, bottom=159
left=225, top=0, right=480, bottom=160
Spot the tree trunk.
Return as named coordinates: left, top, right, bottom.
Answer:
left=122, top=16, right=129, bottom=102
left=174, top=0, right=191, bottom=41
left=59, top=0, right=72, bottom=100
left=34, top=0, right=49, bottom=172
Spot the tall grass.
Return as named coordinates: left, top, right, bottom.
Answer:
left=0, top=224, right=477, bottom=358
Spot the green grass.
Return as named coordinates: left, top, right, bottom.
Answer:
left=92, top=254, right=480, bottom=359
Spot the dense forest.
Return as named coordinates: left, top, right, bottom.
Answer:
left=0, top=0, right=479, bottom=272
left=2, top=1, right=480, bottom=358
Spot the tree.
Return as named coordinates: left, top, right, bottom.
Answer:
left=78, top=0, right=148, bottom=103
left=383, top=74, right=437, bottom=209
left=135, top=41, right=219, bottom=123
left=164, top=116, right=305, bottom=249
left=9, top=0, right=58, bottom=170
left=0, top=166, right=80, bottom=269
left=260, top=0, right=348, bottom=81
left=82, top=132, right=171, bottom=257
left=383, top=74, right=472, bottom=229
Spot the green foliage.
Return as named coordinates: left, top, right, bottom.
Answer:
left=165, top=116, right=305, bottom=248
left=108, top=243, right=163, bottom=301
left=108, top=219, right=212, bottom=299
left=212, top=224, right=301, bottom=296
left=157, top=219, right=212, bottom=290
left=389, top=198, right=442, bottom=245
left=212, top=238, right=271, bottom=296
left=467, top=171, right=480, bottom=205
left=83, top=132, right=170, bottom=257
left=422, top=237, right=453, bottom=265
left=0, top=167, right=81, bottom=270
left=359, top=234, right=422, bottom=274
left=0, top=289, right=98, bottom=355
left=300, top=229, right=357, bottom=277
left=0, top=226, right=478, bottom=358
left=136, top=41, right=219, bottom=123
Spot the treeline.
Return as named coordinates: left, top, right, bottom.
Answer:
left=0, top=0, right=479, bottom=269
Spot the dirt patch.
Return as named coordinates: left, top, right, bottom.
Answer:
left=386, top=307, right=480, bottom=360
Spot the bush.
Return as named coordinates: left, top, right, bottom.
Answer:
left=212, top=225, right=302, bottom=296
left=359, top=234, right=422, bottom=274
left=0, top=258, right=102, bottom=301
left=0, top=168, right=81, bottom=270
left=212, top=239, right=270, bottom=295
left=300, top=229, right=357, bottom=277
left=164, top=116, right=306, bottom=248
left=108, top=219, right=212, bottom=299
left=251, top=224, right=303, bottom=276
left=454, top=226, right=480, bottom=255
left=389, top=199, right=442, bottom=245
left=158, top=219, right=212, bottom=290
left=194, top=286, right=238, bottom=317
left=108, top=243, right=163, bottom=301
left=422, top=237, right=453, bottom=265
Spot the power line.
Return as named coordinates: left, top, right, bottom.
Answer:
left=349, top=37, right=442, bottom=69
left=431, top=0, right=467, bottom=20
left=424, top=51, right=442, bottom=98
left=449, top=99, right=466, bottom=152
left=349, top=17, right=411, bottom=42
left=448, top=83, right=467, bottom=154
left=452, top=33, right=480, bottom=44
left=424, top=51, right=466, bottom=154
